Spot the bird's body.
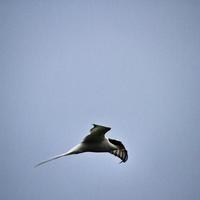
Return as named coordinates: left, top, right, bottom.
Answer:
left=35, top=124, right=128, bottom=167
left=81, top=138, right=118, bottom=152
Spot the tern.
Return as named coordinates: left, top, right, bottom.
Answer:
left=35, top=124, right=128, bottom=167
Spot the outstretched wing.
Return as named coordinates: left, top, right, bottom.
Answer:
left=109, top=138, right=128, bottom=163
left=110, top=149, right=128, bottom=163
left=83, top=124, right=111, bottom=143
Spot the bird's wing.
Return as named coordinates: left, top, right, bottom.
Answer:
left=82, top=124, right=111, bottom=143
left=110, top=149, right=128, bottom=163
left=109, top=138, right=128, bottom=163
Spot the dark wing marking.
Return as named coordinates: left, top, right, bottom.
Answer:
left=108, top=138, right=125, bottom=149
left=110, top=149, right=128, bottom=163
left=108, top=138, right=128, bottom=163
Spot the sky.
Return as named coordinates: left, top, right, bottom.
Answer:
left=1, top=0, right=200, bottom=199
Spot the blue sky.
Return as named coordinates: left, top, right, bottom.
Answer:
left=1, top=1, right=200, bottom=199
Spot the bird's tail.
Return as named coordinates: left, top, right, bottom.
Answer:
left=34, top=144, right=82, bottom=168
left=34, top=152, right=69, bottom=168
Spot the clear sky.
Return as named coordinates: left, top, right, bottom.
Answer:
left=1, top=1, right=200, bottom=200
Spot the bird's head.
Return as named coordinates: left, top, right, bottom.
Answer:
left=92, top=124, right=111, bottom=132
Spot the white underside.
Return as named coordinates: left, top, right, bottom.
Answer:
left=67, top=138, right=118, bottom=154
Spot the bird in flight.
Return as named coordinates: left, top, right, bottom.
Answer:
left=35, top=124, right=128, bottom=167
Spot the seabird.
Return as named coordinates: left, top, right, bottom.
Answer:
left=35, top=124, right=128, bottom=167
